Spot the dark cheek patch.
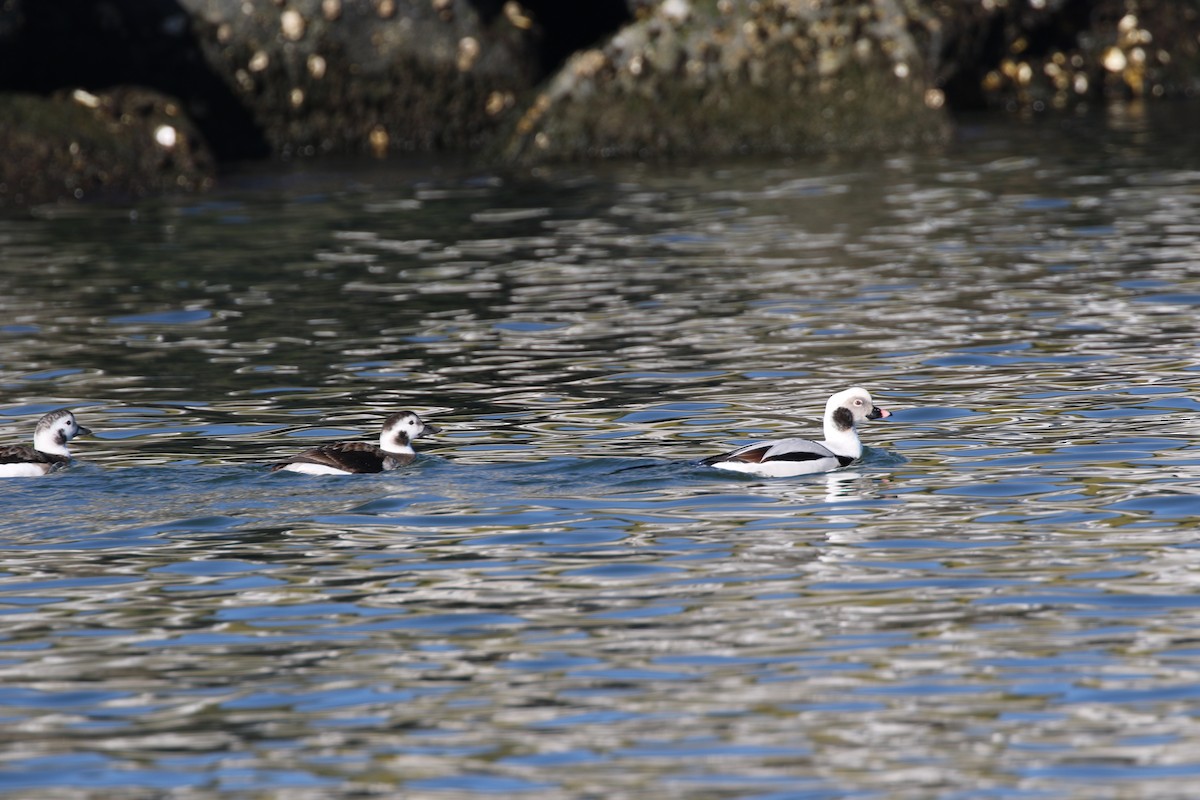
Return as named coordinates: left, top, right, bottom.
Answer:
left=55, top=430, right=68, bottom=446
left=832, top=407, right=854, bottom=431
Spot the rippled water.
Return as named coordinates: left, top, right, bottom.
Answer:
left=3, top=106, right=1200, bottom=797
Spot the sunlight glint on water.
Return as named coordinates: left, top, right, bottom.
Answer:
left=2, top=110, right=1200, bottom=796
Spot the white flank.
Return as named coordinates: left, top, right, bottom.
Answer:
left=0, top=462, right=52, bottom=478
left=277, top=462, right=353, bottom=476
left=710, top=456, right=842, bottom=478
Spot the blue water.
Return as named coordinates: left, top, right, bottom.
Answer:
left=2, top=108, right=1200, bottom=797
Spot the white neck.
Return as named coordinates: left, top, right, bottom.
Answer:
left=34, top=429, right=70, bottom=457
left=822, top=399, right=863, bottom=459
left=821, top=424, right=863, bottom=458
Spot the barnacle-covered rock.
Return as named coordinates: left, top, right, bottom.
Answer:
left=503, top=0, right=951, bottom=162
left=0, top=0, right=545, bottom=160
left=0, top=89, right=215, bottom=208
left=931, top=0, right=1200, bottom=112
left=182, top=0, right=543, bottom=157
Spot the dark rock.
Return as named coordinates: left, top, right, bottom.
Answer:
left=181, top=0, right=544, bottom=157
left=0, top=0, right=269, bottom=160
left=0, top=0, right=544, bottom=160
left=502, top=0, right=952, bottom=163
left=0, top=89, right=215, bottom=209
left=1, top=0, right=1198, bottom=203
left=930, top=0, right=1200, bottom=112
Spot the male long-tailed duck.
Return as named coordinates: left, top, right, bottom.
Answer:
left=269, top=411, right=440, bottom=475
left=0, top=409, right=92, bottom=477
left=703, top=387, right=890, bottom=478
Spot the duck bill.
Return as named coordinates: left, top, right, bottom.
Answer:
left=421, top=423, right=442, bottom=436
left=76, top=426, right=93, bottom=437
left=868, top=407, right=890, bottom=420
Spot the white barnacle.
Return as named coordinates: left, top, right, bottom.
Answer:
left=281, top=9, right=306, bottom=41
left=154, top=125, right=178, bottom=149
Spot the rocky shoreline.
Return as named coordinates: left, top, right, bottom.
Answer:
left=0, top=0, right=1195, bottom=208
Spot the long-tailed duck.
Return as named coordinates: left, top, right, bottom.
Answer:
left=703, top=387, right=890, bottom=477
left=0, top=409, right=92, bottom=477
left=269, top=411, right=440, bottom=475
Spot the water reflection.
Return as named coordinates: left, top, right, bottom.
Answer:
left=3, top=109, right=1200, bottom=795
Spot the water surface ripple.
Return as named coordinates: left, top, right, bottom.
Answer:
left=2, top=110, right=1200, bottom=797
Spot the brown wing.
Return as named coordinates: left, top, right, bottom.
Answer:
left=0, top=445, right=62, bottom=466
left=702, top=443, right=771, bottom=465
left=704, top=439, right=839, bottom=466
left=270, top=441, right=390, bottom=473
